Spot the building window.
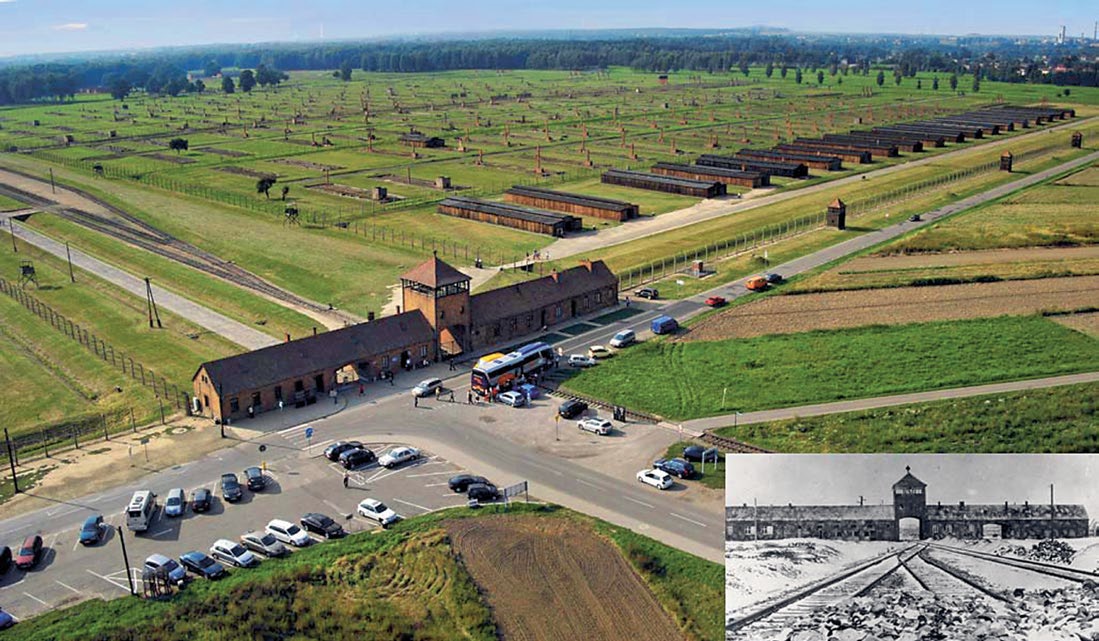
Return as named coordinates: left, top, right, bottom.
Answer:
left=510, top=318, right=518, bottom=330
left=555, top=305, right=563, bottom=319
left=440, top=310, right=445, bottom=320
left=382, top=355, right=390, bottom=369
left=460, top=305, right=465, bottom=314
left=595, top=291, right=602, bottom=303
left=274, top=386, right=283, bottom=401
left=420, top=345, right=428, bottom=358
left=203, top=395, right=209, bottom=409
left=202, top=375, right=208, bottom=384
left=229, top=398, right=240, bottom=413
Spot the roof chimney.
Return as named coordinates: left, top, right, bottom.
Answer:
left=550, top=269, right=559, bottom=283
left=312, top=326, right=317, bottom=336
left=959, top=501, right=965, bottom=508
left=580, top=259, right=593, bottom=272
left=285, top=333, right=291, bottom=342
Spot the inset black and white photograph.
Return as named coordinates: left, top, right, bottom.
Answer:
left=726, top=455, right=1099, bottom=641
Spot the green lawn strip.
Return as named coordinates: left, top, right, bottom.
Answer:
left=0, top=465, right=55, bottom=504
left=713, top=382, right=1099, bottom=453
left=564, top=316, right=1099, bottom=421
left=0, top=192, right=26, bottom=211
left=662, top=441, right=725, bottom=491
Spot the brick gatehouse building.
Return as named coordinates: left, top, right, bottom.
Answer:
left=726, top=467, right=1089, bottom=542
left=192, top=255, right=618, bottom=423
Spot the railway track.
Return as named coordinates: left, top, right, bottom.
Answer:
left=927, top=542, right=1099, bottom=585
left=901, top=549, right=1008, bottom=602
left=701, top=431, right=770, bottom=453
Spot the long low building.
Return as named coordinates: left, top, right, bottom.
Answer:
left=437, top=196, right=582, bottom=236
left=736, top=148, right=843, bottom=171
left=695, top=154, right=809, bottom=178
left=601, top=169, right=726, bottom=198
left=504, top=185, right=639, bottom=221
left=651, top=162, right=769, bottom=188
left=776, top=142, right=871, bottom=164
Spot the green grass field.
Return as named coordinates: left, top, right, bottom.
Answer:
left=564, top=315, right=1099, bottom=421
left=0, top=192, right=25, bottom=211
left=714, top=382, right=1099, bottom=453
left=4, top=503, right=722, bottom=641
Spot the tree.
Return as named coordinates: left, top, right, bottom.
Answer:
left=193, top=79, right=206, bottom=93
left=972, top=76, right=980, bottom=93
left=168, top=138, right=189, bottom=154
left=204, top=60, right=221, bottom=78
left=876, top=70, right=885, bottom=87
left=894, top=71, right=902, bottom=86
left=816, top=70, right=824, bottom=84
left=765, top=61, right=774, bottom=78
left=780, top=65, right=788, bottom=79
left=107, top=76, right=132, bottom=100
left=794, top=68, right=802, bottom=84
left=932, top=76, right=939, bottom=90
left=281, top=185, right=290, bottom=201
left=221, top=75, right=235, bottom=94
left=256, top=176, right=277, bottom=199
left=949, top=74, right=958, bottom=91
left=339, top=60, right=353, bottom=82
left=239, top=69, right=256, bottom=92
left=916, top=79, right=922, bottom=89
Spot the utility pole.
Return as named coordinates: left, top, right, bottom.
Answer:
left=49, top=168, right=56, bottom=194
left=8, top=222, right=16, bottom=253
left=144, top=277, right=162, bottom=329
left=4, top=428, right=18, bottom=494
left=118, top=527, right=136, bottom=596
left=65, top=242, right=75, bottom=283
left=1050, top=483, right=1055, bottom=539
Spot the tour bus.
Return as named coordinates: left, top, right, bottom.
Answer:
left=471, top=342, right=555, bottom=395
left=126, top=490, right=157, bottom=532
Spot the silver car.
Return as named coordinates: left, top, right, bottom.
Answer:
left=240, top=531, right=290, bottom=558
left=210, top=539, right=258, bottom=568
left=164, top=487, right=186, bottom=517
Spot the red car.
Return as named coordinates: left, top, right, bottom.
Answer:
left=15, top=534, right=42, bottom=570
left=704, top=296, right=727, bottom=307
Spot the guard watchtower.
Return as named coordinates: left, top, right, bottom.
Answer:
left=826, top=198, right=846, bottom=230
left=1000, top=151, right=1013, bottom=172
left=400, top=253, right=471, bottom=358
left=19, top=260, right=38, bottom=288
left=893, top=466, right=928, bottom=539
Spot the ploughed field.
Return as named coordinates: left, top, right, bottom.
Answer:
left=686, top=276, right=1099, bottom=341
left=446, top=514, right=685, bottom=641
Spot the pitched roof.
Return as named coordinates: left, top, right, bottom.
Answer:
left=470, top=260, right=618, bottom=325
left=893, top=467, right=926, bottom=488
left=926, top=503, right=1088, bottom=521
left=726, top=505, right=894, bottom=522
left=400, top=256, right=470, bottom=288
left=194, top=311, right=435, bottom=397
left=829, top=198, right=845, bottom=208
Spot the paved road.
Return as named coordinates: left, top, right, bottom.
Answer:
left=684, top=371, right=1099, bottom=432
left=0, top=215, right=279, bottom=351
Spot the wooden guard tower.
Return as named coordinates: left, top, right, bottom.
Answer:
left=826, top=198, right=847, bottom=230
left=1000, top=151, right=1013, bottom=172
left=1071, top=132, right=1083, bottom=149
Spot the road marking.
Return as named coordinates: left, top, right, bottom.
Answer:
left=624, top=496, right=654, bottom=509
left=22, top=592, right=49, bottom=607
left=406, top=471, right=455, bottom=478
left=72, top=537, right=82, bottom=552
left=393, top=498, right=432, bottom=513
left=311, top=439, right=334, bottom=452
left=424, top=482, right=449, bottom=487
left=277, top=424, right=307, bottom=435
left=149, top=527, right=173, bottom=537
left=322, top=500, right=345, bottom=513
left=55, top=581, right=81, bottom=594
left=576, top=478, right=600, bottom=489
left=86, top=569, right=130, bottom=593
left=669, top=512, right=707, bottom=528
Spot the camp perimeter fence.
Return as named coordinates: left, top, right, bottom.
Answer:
left=2, top=406, right=156, bottom=468
left=617, top=143, right=1066, bottom=289
left=0, top=276, right=189, bottom=454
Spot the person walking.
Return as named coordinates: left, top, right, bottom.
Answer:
left=359, top=383, right=365, bottom=396
left=414, top=395, right=419, bottom=408
left=343, top=473, right=349, bottom=489
left=449, top=390, right=455, bottom=403
left=467, top=390, right=473, bottom=405
left=389, top=373, right=395, bottom=387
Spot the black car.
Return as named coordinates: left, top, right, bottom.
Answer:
left=0, top=546, right=11, bottom=575
left=908, top=214, right=921, bottom=222
left=324, top=440, right=364, bottom=462
left=764, top=272, right=784, bottom=284
left=558, top=399, right=588, bottom=419
left=220, top=473, right=243, bottom=502
left=634, top=287, right=659, bottom=299
left=300, top=513, right=345, bottom=539
left=191, top=488, right=213, bottom=512
left=243, top=466, right=266, bottom=491
left=467, top=483, right=499, bottom=502
left=339, top=447, right=376, bottom=470
left=682, top=446, right=720, bottom=463
left=448, top=474, right=490, bottom=493
left=654, top=458, right=696, bottom=479
left=179, top=551, right=226, bottom=580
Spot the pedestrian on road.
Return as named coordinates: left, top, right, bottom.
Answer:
left=389, top=374, right=395, bottom=387
left=449, top=390, right=455, bottom=403
left=625, top=296, right=631, bottom=308
left=467, top=390, right=473, bottom=404
left=343, top=473, right=349, bottom=489
left=435, top=387, right=442, bottom=400
left=359, top=383, right=364, bottom=396
left=414, top=395, right=419, bottom=408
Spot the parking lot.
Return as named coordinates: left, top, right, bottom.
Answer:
left=0, top=443, right=494, bottom=622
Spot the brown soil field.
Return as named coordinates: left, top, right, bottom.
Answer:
left=686, top=276, right=1099, bottom=341
left=446, top=515, right=684, bottom=641
left=1053, top=312, right=1099, bottom=337
left=851, top=246, right=1099, bottom=271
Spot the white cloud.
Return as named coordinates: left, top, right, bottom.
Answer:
left=53, top=23, right=88, bottom=31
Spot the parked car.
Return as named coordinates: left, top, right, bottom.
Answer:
left=704, top=296, right=727, bottom=307
left=243, top=466, right=266, bottom=491
left=164, top=488, right=186, bottom=517
left=650, top=315, right=678, bottom=335
left=220, top=473, right=243, bottom=502
left=908, top=214, right=921, bottom=222
left=578, top=418, right=613, bottom=435
left=14, top=535, right=42, bottom=570
left=558, top=398, right=588, bottom=419
left=324, top=440, right=365, bottom=462
left=0, top=546, right=11, bottom=575
left=634, top=287, right=659, bottom=300
left=683, top=445, right=721, bottom=463
left=567, top=354, right=597, bottom=368
left=300, top=513, right=345, bottom=539
left=588, top=345, right=613, bottom=359
left=609, top=329, right=635, bottom=348
left=356, top=499, right=401, bottom=528
left=240, top=531, right=290, bottom=558
left=637, top=468, right=674, bottom=490
left=210, top=539, right=258, bottom=568
left=518, top=383, right=540, bottom=400
left=467, top=483, right=499, bottom=502
left=179, top=551, right=226, bottom=580
left=143, top=553, right=186, bottom=585
left=265, top=519, right=311, bottom=547
left=448, top=474, right=490, bottom=493
left=497, top=390, right=527, bottom=407
left=340, top=447, right=376, bottom=470
left=412, top=378, right=443, bottom=397
left=79, top=514, right=107, bottom=545
left=378, top=446, right=421, bottom=469
left=653, top=458, right=696, bottom=479
left=0, top=607, right=13, bottom=630
left=745, top=276, right=769, bottom=291
left=764, top=272, right=784, bottom=284
left=191, top=488, right=213, bottom=513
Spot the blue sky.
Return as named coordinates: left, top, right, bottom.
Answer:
left=0, top=0, right=1096, bottom=58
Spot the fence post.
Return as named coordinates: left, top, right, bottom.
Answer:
left=103, top=414, right=109, bottom=441
left=42, top=430, right=49, bottom=457
left=130, top=408, right=137, bottom=433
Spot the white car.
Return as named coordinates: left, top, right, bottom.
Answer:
left=609, top=330, right=636, bottom=348
left=568, top=354, right=597, bottom=368
left=164, top=487, right=186, bottom=517
left=578, top=418, right=613, bottom=435
left=210, top=538, right=258, bottom=568
left=265, top=519, right=312, bottom=547
left=357, top=498, right=401, bottom=528
left=412, top=378, right=443, bottom=397
left=378, top=446, right=421, bottom=469
left=588, top=345, right=613, bottom=360
left=637, top=469, right=674, bottom=490
left=497, top=390, right=527, bottom=407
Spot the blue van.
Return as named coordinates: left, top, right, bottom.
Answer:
left=650, top=315, right=678, bottom=335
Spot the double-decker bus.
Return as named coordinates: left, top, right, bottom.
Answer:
left=471, top=342, right=555, bottom=395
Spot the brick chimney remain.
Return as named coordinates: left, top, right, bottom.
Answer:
left=550, top=269, right=559, bottom=283
left=579, top=259, right=593, bottom=272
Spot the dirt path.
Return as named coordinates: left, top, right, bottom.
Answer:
left=686, top=276, right=1099, bottom=341
left=446, top=515, right=685, bottom=641
left=848, top=246, right=1099, bottom=271
left=1054, top=312, right=1099, bottom=337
